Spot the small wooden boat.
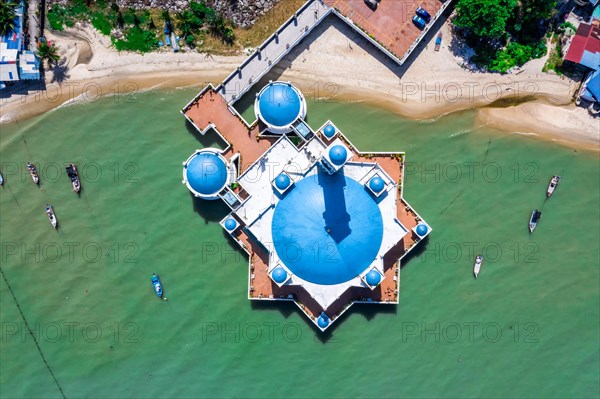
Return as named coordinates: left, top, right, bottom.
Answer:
left=65, top=163, right=81, bottom=193
left=473, top=255, right=483, bottom=278
left=151, top=273, right=163, bottom=298
left=434, top=32, right=442, bottom=51
left=547, top=175, right=560, bottom=197
left=45, top=205, right=58, bottom=229
left=27, top=162, right=39, bottom=185
left=529, top=209, right=541, bottom=233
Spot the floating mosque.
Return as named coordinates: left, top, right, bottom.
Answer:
left=181, top=80, right=430, bottom=331
left=178, top=0, right=444, bottom=331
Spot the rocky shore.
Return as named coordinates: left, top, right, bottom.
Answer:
left=47, top=0, right=280, bottom=28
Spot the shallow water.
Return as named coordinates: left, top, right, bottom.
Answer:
left=1, top=89, right=598, bottom=398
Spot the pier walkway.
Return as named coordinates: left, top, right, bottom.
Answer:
left=218, top=0, right=331, bottom=104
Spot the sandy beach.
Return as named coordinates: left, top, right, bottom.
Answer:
left=1, top=17, right=598, bottom=151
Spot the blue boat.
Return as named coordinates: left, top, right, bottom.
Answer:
left=151, top=273, right=163, bottom=298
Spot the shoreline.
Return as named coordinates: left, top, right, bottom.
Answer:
left=1, top=21, right=598, bottom=152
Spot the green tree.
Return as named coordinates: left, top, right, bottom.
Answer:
left=510, top=0, right=556, bottom=42
left=454, top=0, right=518, bottom=40
left=37, top=41, right=61, bottom=65
left=117, top=11, right=125, bottom=29
left=147, top=17, right=156, bottom=31
left=0, top=0, right=18, bottom=36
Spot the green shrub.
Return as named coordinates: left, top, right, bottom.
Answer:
left=92, top=12, right=112, bottom=35
left=47, top=7, right=66, bottom=31
left=112, top=27, right=158, bottom=53
left=488, top=41, right=547, bottom=73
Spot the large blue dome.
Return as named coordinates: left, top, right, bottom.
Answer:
left=329, top=145, right=347, bottom=166
left=275, top=173, right=291, bottom=190
left=258, top=83, right=301, bottom=127
left=272, top=170, right=384, bottom=285
left=186, top=152, right=228, bottom=195
left=366, top=269, right=381, bottom=286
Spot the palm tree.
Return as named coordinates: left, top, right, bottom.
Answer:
left=0, top=1, right=18, bottom=36
left=176, top=11, right=195, bottom=41
left=37, top=41, right=61, bottom=66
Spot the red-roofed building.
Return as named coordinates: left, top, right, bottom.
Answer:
left=564, top=19, right=600, bottom=71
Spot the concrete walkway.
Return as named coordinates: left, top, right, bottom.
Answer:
left=218, top=0, right=331, bottom=103
left=27, top=0, right=41, bottom=50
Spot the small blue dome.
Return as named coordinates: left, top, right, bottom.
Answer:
left=323, top=124, right=336, bottom=138
left=258, top=83, right=301, bottom=127
left=329, top=145, right=347, bottom=166
left=317, top=313, right=329, bottom=328
left=369, top=176, right=385, bottom=192
left=271, top=267, right=288, bottom=284
left=366, top=269, right=381, bottom=286
left=416, top=223, right=428, bottom=236
left=186, top=152, right=228, bottom=195
left=275, top=173, right=291, bottom=190
left=224, top=218, right=237, bottom=231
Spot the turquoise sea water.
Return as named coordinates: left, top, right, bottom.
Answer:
left=1, top=89, right=599, bottom=398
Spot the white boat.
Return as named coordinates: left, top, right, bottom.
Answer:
left=27, top=162, right=39, bottom=185
left=46, top=205, right=58, bottom=229
left=0, top=172, right=4, bottom=186
left=529, top=209, right=541, bottom=233
left=547, top=175, right=560, bottom=197
left=65, top=164, right=81, bottom=193
left=473, top=255, right=483, bottom=278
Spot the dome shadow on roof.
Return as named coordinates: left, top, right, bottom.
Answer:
left=272, top=170, right=384, bottom=285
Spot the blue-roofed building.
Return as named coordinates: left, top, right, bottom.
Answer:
left=182, top=149, right=233, bottom=200
left=181, top=58, right=430, bottom=333
left=580, top=69, right=600, bottom=103
left=0, top=43, right=19, bottom=82
left=0, top=1, right=41, bottom=85
left=254, top=81, right=306, bottom=134
left=19, top=51, right=40, bottom=80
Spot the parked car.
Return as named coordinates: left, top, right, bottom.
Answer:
left=364, top=0, right=378, bottom=10
left=415, top=6, right=431, bottom=23
left=412, top=15, right=426, bottom=30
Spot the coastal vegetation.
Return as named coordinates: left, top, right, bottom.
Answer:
left=47, top=0, right=236, bottom=53
left=543, top=22, right=577, bottom=74
left=453, top=0, right=556, bottom=73
left=36, top=41, right=61, bottom=65
left=0, top=0, right=18, bottom=36
left=45, top=0, right=304, bottom=54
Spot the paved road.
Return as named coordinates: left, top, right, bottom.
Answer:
left=27, top=0, right=41, bottom=50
